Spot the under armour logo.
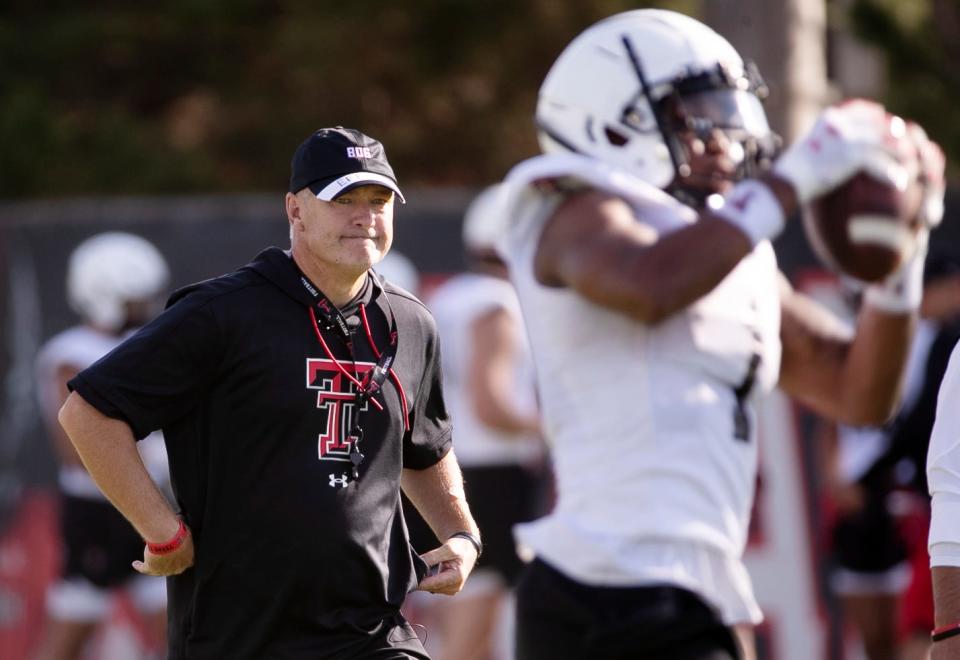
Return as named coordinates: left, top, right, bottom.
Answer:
left=329, top=473, right=350, bottom=488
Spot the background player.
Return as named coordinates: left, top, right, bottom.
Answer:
left=426, top=185, right=547, bottom=660
left=818, top=258, right=960, bottom=660
left=33, top=232, right=171, bottom=660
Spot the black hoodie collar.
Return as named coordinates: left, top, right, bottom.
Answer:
left=244, top=247, right=381, bottom=312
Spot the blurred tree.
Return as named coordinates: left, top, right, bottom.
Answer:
left=847, top=0, right=960, bottom=172
left=0, top=0, right=688, bottom=197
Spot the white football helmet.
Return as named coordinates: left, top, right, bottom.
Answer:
left=536, top=9, right=778, bottom=199
left=462, top=184, right=507, bottom=255
left=67, top=232, right=170, bottom=332
left=375, top=250, right=421, bottom=295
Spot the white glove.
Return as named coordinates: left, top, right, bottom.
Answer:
left=863, top=229, right=927, bottom=313
left=908, top=121, right=946, bottom=229
left=863, top=122, right=946, bottom=313
left=773, top=99, right=910, bottom=204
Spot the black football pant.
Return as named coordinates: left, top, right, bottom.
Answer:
left=515, top=558, right=740, bottom=660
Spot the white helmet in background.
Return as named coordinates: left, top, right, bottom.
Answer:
left=536, top=9, right=777, bottom=195
left=68, top=232, right=170, bottom=332
left=462, top=184, right=507, bottom=255
left=375, top=250, right=421, bottom=295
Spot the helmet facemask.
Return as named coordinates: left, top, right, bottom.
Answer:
left=535, top=11, right=781, bottom=206
left=620, top=38, right=780, bottom=207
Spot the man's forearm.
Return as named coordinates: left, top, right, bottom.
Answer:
left=932, top=567, right=960, bottom=658
left=934, top=566, right=960, bottom=623
left=59, top=392, right=180, bottom=542
left=401, top=449, right=479, bottom=542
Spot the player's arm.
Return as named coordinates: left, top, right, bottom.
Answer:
left=533, top=174, right=794, bottom=325
left=777, top=273, right=913, bottom=426
left=58, top=391, right=193, bottom=576
left=401, top=449, right=480, bottom=595
left=538, top=100, right=918, bottom=328
left=777, top=114, right=945, bottom=426
left=467, top=306, right=540, bottom=436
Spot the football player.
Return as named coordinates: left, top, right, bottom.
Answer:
left=495, top=9, right=945, bottom=660
left=34, top=233, right=171, bottom=660
left=426, top=186, right=547, bottom=660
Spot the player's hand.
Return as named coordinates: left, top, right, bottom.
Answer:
left=907, top=121, right=946, bottom=229
left=133, top=526, right=195, bottom=577
left=861, top=120, right=942, bottom=307
left=773, top=99, right=909, bottom=204
left=416, top=536, right=479, bottom=595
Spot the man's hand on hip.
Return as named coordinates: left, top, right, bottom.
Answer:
left=133, top=525, right=195, bottom=577
left=416, top=536, right=479, bottom=595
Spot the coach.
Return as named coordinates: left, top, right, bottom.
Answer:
left=58, top=127, right=481, bottom=659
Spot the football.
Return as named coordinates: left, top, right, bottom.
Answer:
left=803, top=171, right=923, bottom=282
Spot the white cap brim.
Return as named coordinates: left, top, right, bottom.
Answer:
left=312, top=172, right=406, bottom=204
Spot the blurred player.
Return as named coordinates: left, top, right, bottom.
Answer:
left=33, top=232, right=171, bottom=660
left=816, top=280, right=922, bottom=660
left=426, top=186, right=546, bottom=660
left=376, top=249, right=422, bottom=296
left=824, top=421, right=915, bottom=660
left=494, top=9, right=945, bottom=660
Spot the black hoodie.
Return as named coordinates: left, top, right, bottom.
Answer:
left=69, top=247, right=451, bottom=659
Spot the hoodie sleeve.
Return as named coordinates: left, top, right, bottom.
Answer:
left=68, top=290, right=223, bottom=440
left=401, top=307, right=453, bottom=469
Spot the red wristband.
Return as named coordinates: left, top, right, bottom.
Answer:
left=931, top=621, right=960, bottom=643
left=146, top=519, right=188, bottom=555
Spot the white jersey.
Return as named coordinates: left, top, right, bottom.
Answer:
left=35, top=325, right=170, bottom=500
left=928, top=339, right=960, bottom=567
left=498, top=153, right=782, bottom=624
left=429, top=273, right=541, bottom=467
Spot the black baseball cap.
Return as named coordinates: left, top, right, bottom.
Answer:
left=289, top=127, right=405, bottom=203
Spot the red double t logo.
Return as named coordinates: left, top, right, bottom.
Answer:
left=306, top=358, right=376, bottom=462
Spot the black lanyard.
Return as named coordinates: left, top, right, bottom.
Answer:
left=301, top=273, right=400, bottom=479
